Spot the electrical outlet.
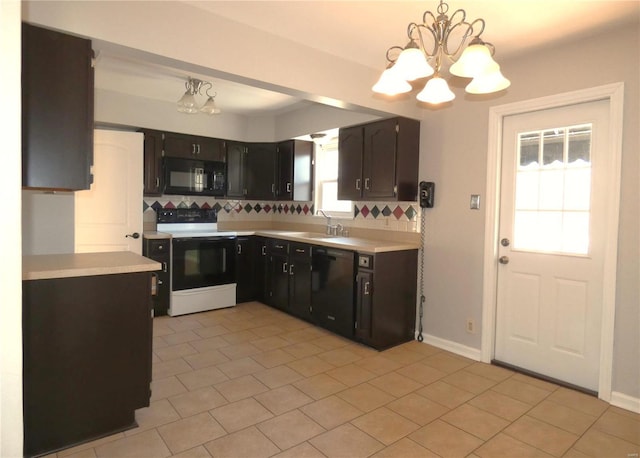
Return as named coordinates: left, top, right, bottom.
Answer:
left=466, top=319, right=475, bottom=333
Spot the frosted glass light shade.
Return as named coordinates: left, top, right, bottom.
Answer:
left=466, top=68, right=511, bottom=94
left=393, top=47, right=434, bottom=81
left=416, top=76, right=455, bottom=104
left=177, top=92, right=198, bottom=113
left=372, top=67, right=412, bottom=95
left=200, top=96, right=221, bottom=115
left=450, top=43, right=499, bottom=78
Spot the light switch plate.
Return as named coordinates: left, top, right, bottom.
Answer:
left=470, top=194, right=481, bottom=210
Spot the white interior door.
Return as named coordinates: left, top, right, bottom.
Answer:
left=495, top=99, right=611, bottom=391
left=75, top=130, right=143, bottom=254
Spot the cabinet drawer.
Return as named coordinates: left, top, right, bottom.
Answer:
left=269, top=239, right=289, bottom=255
left=289, top=242, right=311, bottom=259
left=147, top=240, right=169, bottom=256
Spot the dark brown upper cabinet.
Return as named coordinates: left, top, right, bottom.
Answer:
left=163, top=132, right=225, bottom=162
left=22, top=23, right=94, bottom=190
left=338, top=117, right=420, bottom=201
left=245, top=143, right=277, bottom=200
left=140, top=129, right=164, bottom=196
left=276, top=140, right=313, bottom=201
left=226, top=141, right=248, bottom=198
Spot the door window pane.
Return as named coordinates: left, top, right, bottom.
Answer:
left=568, top=126, right=591, bottom=164
left=519, top=133, right=539, bottom=167
left=542, top=129, right=564, bottom=166
left=514, top=124, right=592, bottom=255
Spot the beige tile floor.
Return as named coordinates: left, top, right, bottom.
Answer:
left=51, top=302, right=639, bottom=458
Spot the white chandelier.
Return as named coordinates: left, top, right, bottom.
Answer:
left=177, top=77, right=221, bottom=115
left=372, top=0, right=510, bottom=105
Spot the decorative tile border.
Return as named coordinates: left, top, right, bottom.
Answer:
left=143, top=199, right=314, bottom=216
left=354, top=203, right=418, bottom=221
left=143, top=198, right=419, bottom=221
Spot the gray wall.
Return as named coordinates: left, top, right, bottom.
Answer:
left=419, top=22, right=639, bottom=398
left=22, top=191, right=75, bottom=255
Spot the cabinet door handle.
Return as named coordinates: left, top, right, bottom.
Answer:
left=162, top=262, right=167, bottom=273
left=364, top=178, right=370, bottom=190
left=364, top=281, right=370, bottom=295
left=355, top=178, right=361, bottom=190
left=271, top=183, right=275, bottom=194
left=192, top=144, right=197, bottom=155
left=275, top=244, right=284, bottom=249
left=282, top=262, right=288, bottom=273
left=295, top=248, right=305, bottom=254
left=155, top=177, right=160, bottom=188
left=289, top=264, right=294, bottom=276
left=237, top=244, right=242, bottom=255
left=286, top=182, right=291, bottom=193
left=261, top=246, right=267, bottom=256
left=151, top=273, right=158, bottom=296
left=197, top=144, right=201, bottom=155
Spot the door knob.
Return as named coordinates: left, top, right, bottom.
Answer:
left=499, top=256, right=509, bottom=264
left=501, top=238, right=510, bottom=247
left=125, top=232, right=140, bottom=239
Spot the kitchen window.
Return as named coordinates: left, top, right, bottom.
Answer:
left=314, top=135, right=352, bottom=217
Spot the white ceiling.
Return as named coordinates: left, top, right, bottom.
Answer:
left=95, top=0, right=639, bottom=116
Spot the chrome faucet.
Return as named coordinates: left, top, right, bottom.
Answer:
left=316, top=209, right=332, bottom=235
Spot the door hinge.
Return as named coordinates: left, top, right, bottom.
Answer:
left=395, top=123, right=400, bottom=133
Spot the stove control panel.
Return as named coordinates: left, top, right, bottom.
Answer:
left=157, top=208, right=218, bottom=224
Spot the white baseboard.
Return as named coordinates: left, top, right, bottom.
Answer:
left=610, top=391, right=640, bottom=414
left=416, top=332, right=482, bottom=362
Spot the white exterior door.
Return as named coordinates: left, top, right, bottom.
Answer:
left=75, top=130, right=143, bottom=254
left=495, top=99, right=611, bottom=391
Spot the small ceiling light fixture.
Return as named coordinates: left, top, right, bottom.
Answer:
left=177, top=77, right=221, bottom=115
left=372, top=0, right=510, bottom=105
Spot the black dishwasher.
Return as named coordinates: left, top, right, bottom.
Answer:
left=311, top=247, right=356, bottom=338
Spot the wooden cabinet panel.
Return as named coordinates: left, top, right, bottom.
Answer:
left=363, top=119, right=398, bottom=199
left=276, top=140, right=294, bottom=200
left=141, top=129, right=164, bottom=196
left=236, top=236, right=255, bottom=303
left=143, top=238, right=170, bottom=316
left=268, top=250, right=290, bottom=311
left=337, top=117, right=419, bottom=202
left=23, top=272, right=153, bottom=457
left=246, top=143, right=276, bottom=200
left=164, top=132, right=225, bottom=162
left=22, top=23, right=94, bottom=190
left=254, top=237, right=269, bottom=303
left=226, top=141, right=247, bottom=198
left=354, top=250, right=418, bottom=349
left=337, top=125, right=364, bottom=200
left=355, top=270, right=373, bottom=342
left=289, top=243, right=312, bottom=321
left=276, top=140, right=313, bottom=201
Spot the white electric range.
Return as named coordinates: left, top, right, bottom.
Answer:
left=157, top=208, right=238, bottom=316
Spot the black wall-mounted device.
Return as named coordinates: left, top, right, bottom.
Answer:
left=419, top=181, right=435, bottom=208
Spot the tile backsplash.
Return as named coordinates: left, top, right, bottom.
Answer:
left=143, top=195, right=420, bottom=233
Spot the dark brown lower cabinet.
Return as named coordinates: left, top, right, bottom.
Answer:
left=22, top=272, right=154, bottom=457
left=355, top=250, right=418, bottom=350
left=288, top=243, right=312, bottom=322
left=236, top=236, right=255, bottom=303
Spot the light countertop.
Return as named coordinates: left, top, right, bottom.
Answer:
left=252, top=230, right=419, bottom=253
left=23, top=251, right=161, bottom=281
left=144, top=229, right=419, bottom=254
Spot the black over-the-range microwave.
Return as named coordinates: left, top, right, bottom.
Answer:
left=163, top=157, right=226, bottom=196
